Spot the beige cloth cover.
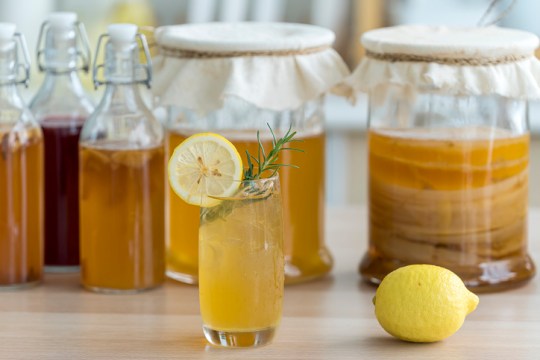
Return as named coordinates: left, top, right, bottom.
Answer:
left=345, top=25, right=540, bottom=100
left=153, top=22, right=350, bottom=114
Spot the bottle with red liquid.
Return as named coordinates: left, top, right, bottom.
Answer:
left=29, top=13, right=94, bottom=272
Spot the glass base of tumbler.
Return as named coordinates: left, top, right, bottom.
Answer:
left=45, top=265, right=80, bottom=273
left=203, top=326, right=276, bottom=348
left=360, top=252, right=536, bottom=293
left=0, top=280, right=40, bottom=291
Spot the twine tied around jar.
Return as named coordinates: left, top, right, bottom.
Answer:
left=365, top=50, right=530, bottom=66
left=157, top=44, right=331, bottom=58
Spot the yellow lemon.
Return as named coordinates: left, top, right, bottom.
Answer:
left=168, top=133, right=243, bottom=207
left=373, top=264, right=479, bottom=343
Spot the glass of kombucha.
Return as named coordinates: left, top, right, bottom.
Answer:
left=79, top=24, right=164, bottom=293
left=0, top=24, right=44, bottom=289
left=199, top=175, right=284, bottom=347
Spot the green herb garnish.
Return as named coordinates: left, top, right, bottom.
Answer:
left=201, top=125, right=302, bottom=223
left=243, top=124, right=303, bottom=180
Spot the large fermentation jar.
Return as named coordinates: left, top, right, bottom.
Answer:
left=154, top=22, right=349, bottom=284
left=347, top=25, right=540, bottom=292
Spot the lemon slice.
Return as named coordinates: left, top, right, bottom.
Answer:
left=168, top=132, right=243, bottom=207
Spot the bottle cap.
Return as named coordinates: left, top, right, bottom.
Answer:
left=108, top=23, right=137, bottom=51
left=48, top=12, right=77, bottom=29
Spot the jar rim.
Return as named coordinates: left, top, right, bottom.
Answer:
left=155, top=22, right=335, bottom=54
left=361, top=25, right=539, bottom=61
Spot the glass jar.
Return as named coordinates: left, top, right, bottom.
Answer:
left=154, top=22, right=350, bottom=285
left=165, top=97, right=328, bottom=285
left=349, top=25, right=539, bottom=292
left=0, top=23, right=43, bottom=289
left=30, top=12, right=94, bottom=272
left=79, top=24, right=165, bottom=293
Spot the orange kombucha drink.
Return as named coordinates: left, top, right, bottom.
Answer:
left=166, top=129, right=332, bottom=284
left=0, top=126, right=43, bottom=288
left=80, top=143, right=165, bottom=293
left=199, top=176, right=284, bottom=346
left=361, top=127, right=534, bottom=290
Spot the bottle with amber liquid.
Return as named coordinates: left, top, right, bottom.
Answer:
left=0, top=23, right=44, bottom=289
left=30, top=12, right=94, bottom=272
left=79, top=24, right=165, bottom=293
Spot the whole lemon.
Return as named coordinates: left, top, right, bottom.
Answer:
left=373, top=264, right=479, bottom=343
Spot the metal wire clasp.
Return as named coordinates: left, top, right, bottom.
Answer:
left=92, top=32, right=152, bottom=90
left=14, top=32, right=30, bottom=87
left=36, top=20, right=91, bottom=73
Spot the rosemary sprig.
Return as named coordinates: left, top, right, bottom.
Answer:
left=202, top=125, right=303, bottom=223
left=244, top=124, right=303, bottom=180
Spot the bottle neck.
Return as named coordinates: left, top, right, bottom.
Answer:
left=30, top=67, right=93, bottom=117
left=98, top=42, right=148, bottom=110
left=0, top=82, right=25, bottom=109
left=104, top=44, right=139, bottom=84
left=0, top=42, right=18, bottom=85
left=0, top=81, right=21, bottom=96
left=41, top=26, right=79, bottom=73
left=101, top=81, right=147, bottom=112
left=41, top=70, right=86, bottom=95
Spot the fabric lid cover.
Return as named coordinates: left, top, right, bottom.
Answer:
left=153, top=22, right=350, bottom=114
left=345, top=25, right=540, bottom=99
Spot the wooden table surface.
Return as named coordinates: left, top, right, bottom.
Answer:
left=1, top=206, right=539, bottom=360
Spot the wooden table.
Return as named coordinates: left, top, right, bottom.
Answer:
left=1, top=206, right=539, bottom=360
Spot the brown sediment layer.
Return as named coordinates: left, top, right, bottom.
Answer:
left=370, top=170, right=527, bottom=240
left=367, top=128, right=530, bottom=275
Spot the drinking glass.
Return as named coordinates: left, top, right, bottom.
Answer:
left=199, top=175, right=284, bottom=347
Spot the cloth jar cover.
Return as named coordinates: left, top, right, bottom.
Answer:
left=345, top=25, right=540, bottom=100
left=153, top=22, right=350, bottom=114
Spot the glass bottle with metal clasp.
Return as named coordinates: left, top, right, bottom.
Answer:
left=30, top=12, right=94, bottom=272
left=79, top=24, right=164, bottom=293
left=0, top=23, right=44, bottom=289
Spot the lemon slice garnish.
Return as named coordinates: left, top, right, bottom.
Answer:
left=168, top=132, right=243, bottom=207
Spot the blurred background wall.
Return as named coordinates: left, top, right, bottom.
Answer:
left=0, top=0, right=538, bottom=205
